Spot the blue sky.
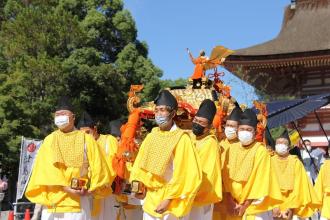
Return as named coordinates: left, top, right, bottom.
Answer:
left=124, top=0, right=289, bottom=105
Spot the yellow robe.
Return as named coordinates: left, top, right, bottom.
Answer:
left=271, top=155, right=320, bottom=217
left=96, top=134, right=118, bottom=177
left=130, top=129, right=202, bottom=218
left=213, top=138, right=238, bottom=220
left=192, top=134, right=222, bottom=206
left=314, top=159, right=330, bottom=219
left=25, top=130, right=114, bottom=213
left=92, top=134, right=119, bottom=217
left=220, top=138, right=238, bottom=170
left=222, top=141, right=282, bottom=220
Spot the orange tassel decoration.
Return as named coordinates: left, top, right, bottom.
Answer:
left=253, top=101, right=268, bottom=144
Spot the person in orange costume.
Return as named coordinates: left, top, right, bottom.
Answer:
left=187, top=48, right=209, bottom=88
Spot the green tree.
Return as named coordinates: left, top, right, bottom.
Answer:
left=115, top=42, right=162, bottom=102
left=0, top=0, right=162, bottom=177
left=160, top=78, right=188, bottom=89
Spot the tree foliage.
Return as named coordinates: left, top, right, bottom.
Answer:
left=0, top=0, right=162, bottom=176
left=160, top=78, right=187, bottom=89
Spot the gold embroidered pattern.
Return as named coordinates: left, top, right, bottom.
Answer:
left=228, top=142, right=260, bottom=182
left=272, top=155, right=295, bottom=191
left=51, top=130, right=85, bottom=168
left=139, top=127, right=185, bottom=177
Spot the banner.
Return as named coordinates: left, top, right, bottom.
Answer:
left=16, top=137, right=43, bottom=200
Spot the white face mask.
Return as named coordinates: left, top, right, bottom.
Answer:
left=305, top=145, right=312, bottom=151
left=275, top=144, right=289, bottom=155
left=238, top=131, right=254, bottom=146
left=54, top=115, right=70, bottom=129
left=225, top=127, right=237, bottom=140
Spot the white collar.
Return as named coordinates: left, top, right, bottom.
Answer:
left=170, top=123, right=178, bottom=131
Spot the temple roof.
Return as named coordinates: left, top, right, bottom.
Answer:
left=230, top=0, right=330, bottom=56
left=223, top=0, right=330, bottom=97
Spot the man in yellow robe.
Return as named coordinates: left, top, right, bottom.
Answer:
left=213, top=106, right=242, bottom=220
left=25, top=97, right=114, bottom=220
left=186, top=99, right=222, bottom=220
left=130, top=90, right=202, bottom=220
left=271, top=136, right=320, bottom=219
left=222, top=109, right=282, bottom=220
left=314, top=158, right=330, bottom=220
left=220, top=107, right=243, bottom=169
left=78, top=112, right=119, bottom=220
